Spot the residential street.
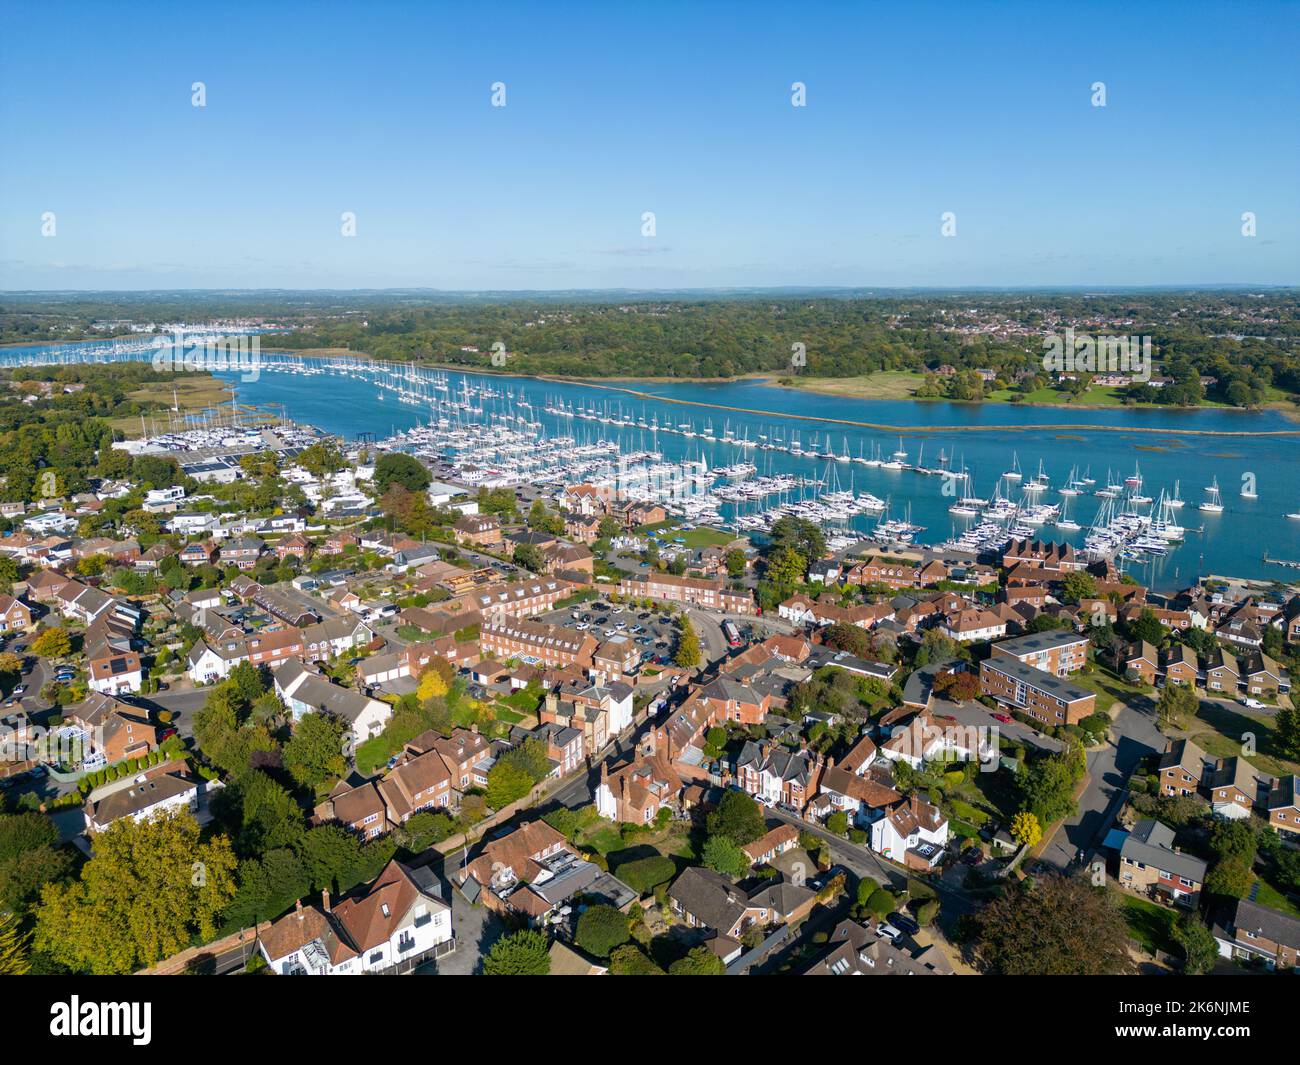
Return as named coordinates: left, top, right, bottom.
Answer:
left=1037, top=701, right=1165, bottom=872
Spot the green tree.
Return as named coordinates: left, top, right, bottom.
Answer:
left=1275, top=705, right=1300, bottom=761
left=1156, top=682, right=1199, bottom=730
left=0, top=910, right=29, bottom=975
left=724, top=548, right=747, bottom=578
left=609, top=943, right=666, bottom=975
left=673, top=617, right=701, bottom=668
left=764, top=545, right=807, bottom=588
left=702, top=835, right=750, bottom=877
left=512, top=543, right=544, bottom=573
left=1173, top=913, right=1219, bottom=975
left=974, top=876, right=1132, bottom=975
left=1129, top=608, right=1166, bottom=647
left=34, top=814, right=237, bottom=974
left=373, top=452, right=431, bottom=493
left=575, top=904, right=631, bottom=958
left=485, top=760, right=534, bottom=809
left=1060, top=571, right=1099, bottom=604
left=706, top=790, right=766, bottom=846
left=668, top=945, right=725, bottom=975
left=283, top=713, right=348, bottom=789
left=483, top=929, right=551, bottom=975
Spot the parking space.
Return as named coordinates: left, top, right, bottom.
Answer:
left=534, top=599, right=679, bottom=668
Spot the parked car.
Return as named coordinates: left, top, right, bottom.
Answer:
left=157, top=727, right=178, bottom=743
left=992, top=712, right=1011, bottom=724
left=889, top=911, right=920, bottom=936
left=11, top=684, right=25, bottom=695
left=875, top=922, right=902, bottom=942
left=1241, top=697, right=1266, bottom=710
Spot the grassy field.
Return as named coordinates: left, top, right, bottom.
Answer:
left=637, top=521, right=735, bottom=549
left=111, top=374, right=234, bottom=437
left=1181, top=700, right=1300, bottom=777
left=1071, top=666, right=1151, bottom=715
left=1120, top=893, right=1180, bottom=956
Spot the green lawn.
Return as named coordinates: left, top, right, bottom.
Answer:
left=1184, top=701, right=1300, bottom=777
left=637, top=522, right=734, bottom=549
left=1120, top=893, right=1180, bottom=956
left=1071, top=666, right=1150, bottom=714
left=1252, top=877, right=1300, bottom=918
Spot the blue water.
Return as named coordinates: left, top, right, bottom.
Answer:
left=4, top=338, right=1299, bottom=590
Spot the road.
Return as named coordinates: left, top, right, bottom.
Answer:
left=1037, top=700, right=1165, bottom=872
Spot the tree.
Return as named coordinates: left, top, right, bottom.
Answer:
left=486, top=760, right=534, bottom=809
left=297, top=441, right=344, bottom=481
left=702, top=835, right=749, bottom=877
left=283, top=713, right=348, bottom=789
left=483, top=929, right=551, bottom=975
left=512, top=543, right=544, bottom=572
left=824, top=622, right=870, bottom=658
left=1129, top=608, right=1166, bottom=647
left=825, top=811, right=849, bottom=836
left=1010, top=810, right=1042, bottom=848
left=34, top=814, right=237, bottom=974
left=668, top=945, right=725, bottom=975
left=1156, top=682, right=1199, bottom=730
left=1060, top=571, right=1098, bottom=604
left=597, top=515, right=622, bottom=541
left=31, top=627, right=72, bottom=659
left=575, top=903, right=631, bottom=958
left=1276, top=705, right=1300, bottom=761
left=1020, top=751, right=1081, bottom=825
left=764, top=545, right=807, bottom=588
left=724, top=549, right=747, bottom=578
left=373, top=452, right=431, bottom=494
left=417, top=666, right=449, bottom=702
left=1173, top=913, right=1219, bottom=975
left=865, top=887, right=895, bottom=919
left=0, top=811, right=74, bottom=913
left=0, top=910, right=29, bottom=975
left=673, top=617, right=701, bottom=668
left=973, top=875, right=1133, bottom=975
left=706, top=790, right=766, bottom=846
left=609, top=943, right=666, bottom=975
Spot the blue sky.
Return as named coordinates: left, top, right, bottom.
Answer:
left=1, top=0, right=1296, bottom=290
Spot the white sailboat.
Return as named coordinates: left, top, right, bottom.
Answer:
left=1200, top=478, right=1224, bottom=514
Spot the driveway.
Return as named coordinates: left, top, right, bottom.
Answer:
left=1037, top=702, right=1165, bottom=872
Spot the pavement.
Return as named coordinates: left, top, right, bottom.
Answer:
left=1036, top=700, right=1165, bottom=872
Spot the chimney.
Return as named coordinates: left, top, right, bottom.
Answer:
left=826, top=756, right=836, bottom=770
left=295, top=898, right=303, bottom=920
left=322, top=889, right=331, bottom=913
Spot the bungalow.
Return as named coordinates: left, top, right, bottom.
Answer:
left=84, top=763, right=204, bottom=833
left=668, top=866, right=816, bottom=938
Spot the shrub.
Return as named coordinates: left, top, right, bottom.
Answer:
left=575, top=904, right=631, bottom=959
left=613, top=855, right=677, bottom=895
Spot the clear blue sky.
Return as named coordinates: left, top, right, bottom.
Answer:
left=1, top=0, right=1296, bottom=290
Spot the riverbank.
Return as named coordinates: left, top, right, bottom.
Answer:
left=109, top=373, right=234, bottom=438
left=770, top=370, right=1300, bottom=418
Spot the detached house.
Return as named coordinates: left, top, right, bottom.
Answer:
left=1117, top=819, right=1207, bottom=908
left=595, top=748, right=684, bottom=824
left=258, top=859, right=453, bottom=975
left=870, top=794, right=948, bottom=870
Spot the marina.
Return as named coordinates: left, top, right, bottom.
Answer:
left=3, top=338, right=1299, bottom=588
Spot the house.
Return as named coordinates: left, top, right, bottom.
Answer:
left=1266, top=776, right=1300, bottom=837
left=313, top=780, right=391, bottom=839
left=0, top=595, right=34, bottom=634
left=978, top=656, right=1096, bottom=727
left=1204, top=647, right=1240, bottom=694
left=815, top=764, right=902, bottom=829
left=878, top=712, right=993, bottom=770
left=272, top=659, right=392, bottom=746
left=274, top=532, right=313, bottom=562
left=697, top=677, right=771, bottom=727
left=1208, top=756, right=1259, bottom=820
left=542, top=679, right=634, bottom=753
left=668, top=866, right=815, bottom=938
left=1002, top=539, right=1086, bottom=571
left=742, top=823, right=801, bottom=867
left=594, top=748, right=684, bottom=824
left=480, top=617, right=598, bottom=671
left=1116, top=819, right=1208, bottom=907
left=618, top=572, right=756, bottom=615
left=845, top=556, right=919, bottom=590
left=1212, top=898, right=1300, bottom=970
left=870, top=794, right=949, bottom=870
left=83, top=762, right=204, bottom=833
left=86, top=650, right=144, bottom=695
left=458, top=820, right=571, bottom=914
left=258, top=859, right=453, bottom=974
left=1240, top=651, right=1288, bottom=696
left=804, top=918, right=953, bottom=976
left=219, top=536, right=265, bottom=570
left=63, top=692, right=157, bottom=768
left=1158, top=738, right=1209, bottom=798
left=734, top=742, right=821, bottom=810
left=452, top=514, right=502, bottom=548
left=1123, top=640, right=1159, bottom=686
left=1161, top=643, right=1201, bottom=687
left=178, top=541, right=217, bottom=566
left=939, top=608, right=1007, bottom=644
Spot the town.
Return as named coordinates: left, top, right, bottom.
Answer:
left=1, top=408, right=1298, bottom=979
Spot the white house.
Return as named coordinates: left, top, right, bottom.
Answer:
left=273, top=659, right=391, bottom=746
left=870, top=795, right=949, bottom=868
left=257, top=859, right=453, bottom=975
left=83, top=767, right=219, bottom=834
